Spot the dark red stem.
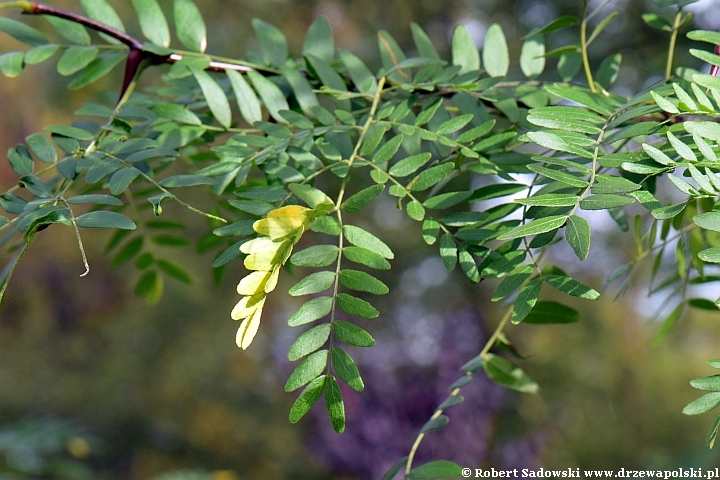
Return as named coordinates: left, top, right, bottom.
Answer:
left=27, top=2, right=143, bottom=50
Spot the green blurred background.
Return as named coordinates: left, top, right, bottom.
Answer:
left=1, top=0, right=720, bottom=478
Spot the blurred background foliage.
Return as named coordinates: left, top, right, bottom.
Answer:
left=1, top=0, right=720, bottom=478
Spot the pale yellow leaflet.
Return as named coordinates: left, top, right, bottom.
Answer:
left=236, top=305, right=263, bottom=349
left=231, top=293, right=266, bottom=321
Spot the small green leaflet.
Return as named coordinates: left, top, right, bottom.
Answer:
left=226, top=70, right=262, bottom=125
left=289, top=271, right=336, bottom=296
left=333, top=321, right=375, bottom=347
left=343, top=225, right=394, bottom=259
left=247, top=70, right=289, bottom=122
left=303, top=17, right=334, bottom=63
left=694, top=212, right=720, bottom=233
left=287, top=297, right=333, bottom=327
left=174, top=0, right=207, bottom=52
left=483, top=24, right=509, bottom=77
left=439, top=233, right=457, bottom=271
left=520, top=33, right=545, bottom=78
left=289, top=375, right=325, bottom=423
left=566, top=215, right=590, bottom=260
left=699, top=248, right=720, bottom=264
left=336, top=293, right=379, bottom=319
left=285, top=349, right=328, bottom=392
left=189, top=66, right=231, bottom=129
left=684, top=392, right=720, bottom=416
left=512, top=278, right=542, bottom=324
left=57, top=46, right=98, bottom=76
left=420, top=415, right=449, bottom=433
left=290, top=245, right=339, bottom=268
left=324, top=375, right=345, bottom=433
left=579, top=194, right=634, bottom=211
left=545, top=275, right=600, bottom=300
left=0, top=18, right=49, bottom=46
left=75, top=211, right=136, bottom=230
left=287, top=324, right=331, bottom=361
left=497, top=215, right=567, bottom=241
left=523, top=301, right=580, bottom=324
left=515, top=194, right=578, bottom=207
left=492, top=265, right=534, bottom=302
left=451, top=24, right=480, bottom=74
left=482, top=353, right=539, bottom=393
left=339, top=269, right=389, bottom=295
left=332, top=348, right=364, bottom=392
left=252, top=19, right=288, bottom=68
left=132, top=0, right=170, bottom=48
left=342, top=185, right=384, bottom=213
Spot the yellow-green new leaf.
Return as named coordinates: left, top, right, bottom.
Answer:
left=236, top=305, right=263, bottom=349
left=231, top=293, right=265, bottom=320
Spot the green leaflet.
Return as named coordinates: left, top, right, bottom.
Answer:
left=332, top=348, right=364, bottom=392
left=343, top=246, right=391, bottom=270
left=289, top=375, right=325, bottom=423
left=339, top=269, right=389, bottom=295
left=389, top=153, right=432, bottom=178
left=451, top=24, right=480, bottom=74
left=410, top=23, right=440, bottom=59
left=579, top=194, right=634, bottom=211
left=523, top=301, right=580, bottom=324
left=336, top=293, right=379, bottom=319
left=566, top=215, right=590, bottom=260
left=189, top=67, right=231, bottom=129
left=483, top=24, right=509, bottom=77
left=285, top=349, right=328, bottom=392
left=57, top=46, right=99, bottom=76
left=695, top=212, right=720, bottom=233
left=324, top=375, right=345, bottom=433
left=333, top=321, right=375, bottom=347
left=68, top=52, right=127, bottom=90
left=132, top=0, right=170, bottom=48
left=252, top=19, right=288, bottom=68
left=339, top=49, right=377, bottom=94
left=289, top=271, right=336, bottom=296
left=520, top=33, right=545, bottom=78
left=439, top=233, right=457, bottom=271
left=290, top=245, right=339, bottom=268
left=75, top=211, right=136, bottom=230
left=45, top=15, right=89, bottom=45
left=287, top=297, right=333, bottom=327
left=343, top=225, right=394, bottom=259
left=545, top=275, right=600, bottom=300
left=497, top=215, right=567, bottom=241
left=173, top=0, right=207, bottom=52
left=482, top=353, right=539, bottom=393
left=303, top=17, right=334, bottom=62
left=684, top=392, right=720, bottom=416
left=0, top=18, right=48, bottom=46
left=511, top=278, right=542, bottom=324
left=492, top=265, right=533, bottom=302
left=25, top=134, right=56, bottom=163
left=247, top=70, right=289, bottom=122
left=226, top=70, right=262, bottom=125
left=342, top=185, right=384, bottom=213
left=287, top=324, right=331, bottom=361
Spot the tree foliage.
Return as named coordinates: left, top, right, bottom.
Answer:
left=1, top=0, right=720, bottom=476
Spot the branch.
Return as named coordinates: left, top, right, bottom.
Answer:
left=25, top=2, right=144, bottom=50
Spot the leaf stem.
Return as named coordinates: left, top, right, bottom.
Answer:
left=580, top=2, right=597, bottom=93
left=666, top=8, right=684, bottom=80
